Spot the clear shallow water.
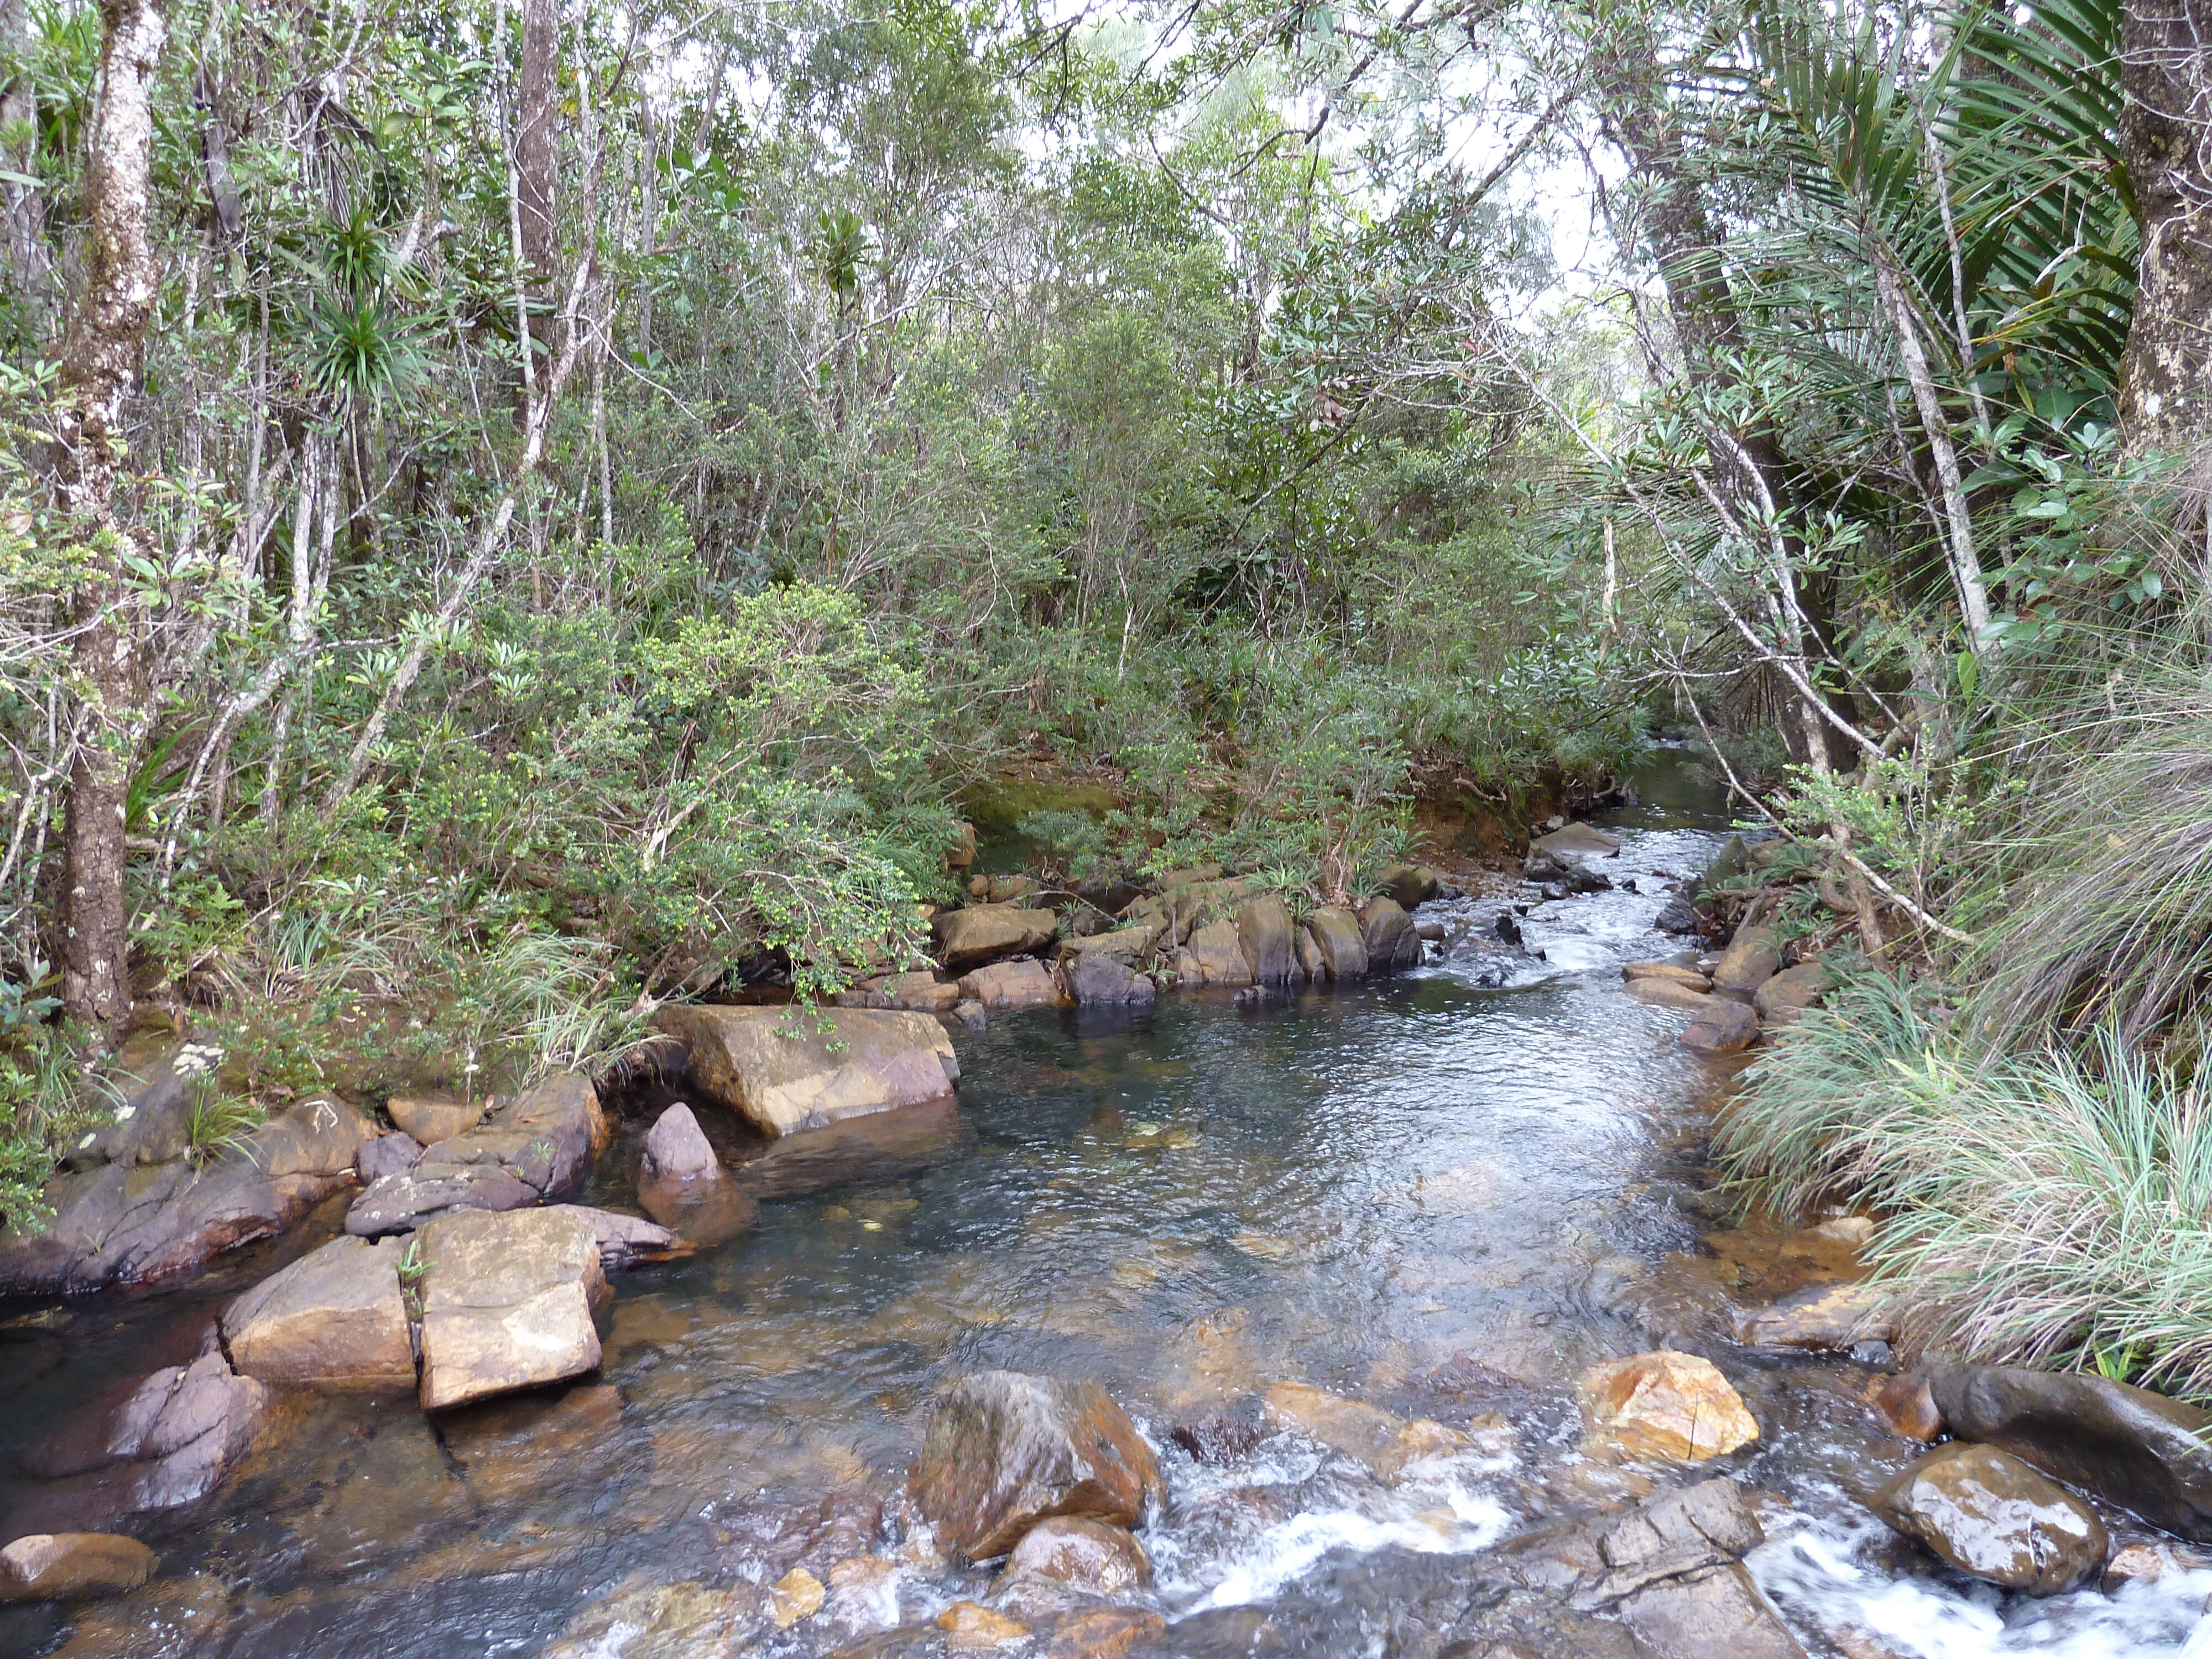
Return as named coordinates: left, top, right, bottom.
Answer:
left=0, top=759, right=2204, bottom=1657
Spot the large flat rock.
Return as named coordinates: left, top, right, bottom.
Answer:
left=346, top=1073, right=607, bottom=1237
left=221, top=1235, right=415, bottom=1389
left=658, top=1005, right=959, bottom=1139
left=932, top=905, right=1058, bottom=970
left=415, top=1207, right=608, bottom=1411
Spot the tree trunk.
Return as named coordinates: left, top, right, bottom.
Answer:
left=55, top=0, right=167, bottom=1037
left=516, top=0, right=558, bottom=344
left=1, top=0, right=47, bottom=312
left=2116, top=0, right=2212, bottom=455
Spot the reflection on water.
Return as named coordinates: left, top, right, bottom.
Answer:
left=0, top=758, right=2200, bottom=1656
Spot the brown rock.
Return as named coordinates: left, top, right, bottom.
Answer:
left=1679, top=999, right=1759, bottom=1055
left=1532, top=823, right=1621, bottom=857
left=1378, top=864, right=1443, bottom=909
left=940, top=1599, right=1029, bottom=1648
left=1712, top=925, right=1781, bottom=998
left=1873, top=1367, right=1944, bottom=1441
left=1373, top=1418, right=1475, bottom=1483
left=1358, top=898, right=1422, bottom=971
left=1733, top=1282, right=1893, bottom=1352
left=1305, top=907, right=1368, bottom=980
left=2102, top=1538, right=2212, bottom=1591
left=1062, top=924, right=1162, bottom=967
left=1047, top=1609, right=1167, bottom=1659
left=1870, top=1443, right=2108, bottom=1595
left=1003, top=1516, right=1151, bottom=1593
left=960, top=958, right=1066, bottom=1011
left=539, top=1579, right=766, bottom=1659
left=769, top=1566, right=824, bottom=1627
left=1296, top=926, right=1326, bottom=982
left=1235, top=895, right=1298, bottom=985
left=386, top=1093, right=482, bottom=1146
left=1626, top=978, right=1720, bottom=1013
left=933, top=905, right=1059, bottom=970
left=415, top=1206, right=608, bottom=1410
left=658, top=1005, right=959, bottom=1139
left=0, top=1534, right=157, bottom=1603
left=1619, top=1564, right=1809, bottom=1659
left=1262, top=1381, right=1402, bottom=1463
left=1623, top=962, right=1709, bottom=989
left=908, top=1371, right=1163, bottom=1561
left=1181, top=919, right=1254, bottom=987
left=220, top=1235, right=414, bottom=1390
left=947, top=822, right=977, bottom=870
left=1576, top=1352, right=1760, bottom=1462
left=1753, top=962, right=1829, bottom=1024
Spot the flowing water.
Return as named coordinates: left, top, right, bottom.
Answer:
left=1, top=756, right=2208, bottom=1658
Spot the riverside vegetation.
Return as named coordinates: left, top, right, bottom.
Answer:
left=6, top=0, right=2212, bottom=1601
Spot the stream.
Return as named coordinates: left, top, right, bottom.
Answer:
left=2, top=758, right=2209, bottom=1657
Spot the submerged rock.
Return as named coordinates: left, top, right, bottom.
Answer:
left=659, top=1005, right=959, bottom=1140
left=1576, top=1352, right=1760, bottom=1462
left=109, top=1349, right=268, bottom=1510
left=0, top=1533, right=157, bottom=1603
left=1001, top=1516, right=1151, bottom=1594
left=1262, top=1381, right=1403, bottom=1463
left=1870, top=1442, right=2108, bottom=1595
left=221, top=1234, right=414, bottom=1390
left=1061, top=953, right=1156, bottom=1008
left=908, top=1371, right=1162, bottom=1561
left=1734, top=1281, right=1893, bottom=1353
left=539, top=1578, right=767, bottom=1659
left=933, top=904, right=1060, bottom=971
left=1931, top=1363, right=2212, bottom=1541
left=414, top=1206, right=608, bottom=1410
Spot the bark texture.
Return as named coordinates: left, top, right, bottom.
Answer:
left=2117, top=0, right=2212, bottom=455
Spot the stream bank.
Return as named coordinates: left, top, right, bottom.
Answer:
left=0, top=757, right=2208, bottom=1657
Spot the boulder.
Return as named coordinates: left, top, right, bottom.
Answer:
left=551, top=1204, right=687, bottom=1269
left=1930, top=1363, right=2212, bottom=1541
left=1874, top=1366, right=1945, bottom=1441
left=839, top=971, right=961, bottom=1013
left=961, top=958, right=1066, bottom=1011
left=344, top=1164, right=539, bottom=1238
left=951, top=999, right=988, bottom=1031
left=1626, top=978, right=1719, bottom=1013
left=415, top=1206, right=608, bottom=1410
left=933, top=905, right=1058, bottom=971
left=1753, top=962, right=1829, bottom=1024
left=1733, top=1282, right=1892, bottom=1352
left=947, top=821, right=978, bottom=870
left=1623, top=962, right=1709, bottom=990
left=1295, top=926, right=1327, bottom=982
left=0, top=1533, right=157, bottom=1603
left=1001, top=1517, right=1151, bottom=1594
left=659, top=1005, right=959, bottom=1140
left=417, top=1072, right=607, bottom=1197
left=1180, top=919, right=1254, bottom=987
left=221, top=1234, right=414, bottom=1390
left=1062, top=925, right=1161, bottom=968
left=1870, top=1443, right=2107, bottom=1595
left=1358, top=898, right=1422, bottom=972
left=1061, top=954, right=1157, bottom=1008
left=907, top=1371, right=1163, bottom=1561
left=1305, top=907, right=1369, bottom=981
left=356, top=1131, right=423, bottom=1184
left=1376, top=864, right=1443, bottom=909
left=641, top=1103, right=721, bottom=1182
left=1577, top=1352, right=1759, bottom=1462
left=109, top=1349, right=268, bottom=1510
left=1679, top=999, right=1759, bottom=1055
left=385, top=1093, right=482, bottom=1146
left=1532, top=823, right=1621, bottom=858
left=60, top=1036, right=210, bottom=1170
left=1525, top=849, right=1613, bottom=892
left=1711, top=925, right=1781, bottom=999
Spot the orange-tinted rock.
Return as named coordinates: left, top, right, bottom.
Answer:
left=1003, top=1517, right=1151, bottom=1593
left=1576, top=1352, right=1759, bottom=1462
left=1046, top=1608, right=1167, bottom=1659
left=0, top=1534, right=156, bottom=1603
left=1871, top=1443, right=2107, bottom=1595
left=1873, top=1367, right=1944, bottom=1442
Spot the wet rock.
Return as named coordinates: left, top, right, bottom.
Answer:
left=1001, top=1517, right=1151, bottom=1593
left=1576, top=1351, right=1760, bottom=1461
left=1296, top=924, right=1327, bottom=979
left=1378, top=863, right=1443, bottom=909
left=940, top=1600, right=1028, bottom=1647
left=660, top=1005, right=960, bottom=1139
left=385, top=1093, right=482, bottom=1146
left=1654, top=893, right=1703, bottom=935
left=1170, top=1412, right=1264, bottom=1464
left=540, top=1578, right=766, bottom=1659
left=1061, top=953, right=1157, bottom=1008
left=1617, top=1562, right=1809, bottom=1659
left=951, top=999, right=989, bottom=1031
left=1358, top=898, right=1422, bottom=972
left=1305, top=907, right=1369, bottom=980
left=0, top=1533, right=157, bottom=1603
left=1870, top=1442, right=2108, bottom=1594
left=1045, top=1608, right=1165, bottom=1658
left=717, top=1492, right=885, bottom=1582
left=551, top=1204, right=686, bottom=1269
left=1262, top=1380, right=1403, bottom=1462
left=1532, top=823, right=1621, bottom=858
left=961, top=958, right=1066, bottom=1011
left=1679, top=999, right=1759, bottom=1055
left=933, top=905, right=1060, bottom=970
left=1415, top=919, right=1446, bottom=942
left=1623, top=962, right=1709, bottom=990
left=1753, top=962, right=1829, bottom=1024
left=640, top=1103, right=719, bottom=1182
left=1626, top=977, right=1719, bottom=1013
left=1181, top=918, right=1254, bottom=987
left=1734, top=1282, right=1892, bottom=1352
left=109, top=1350, right=268, bottom=1510
left=771, top=1565, right=826, bottom=1627
left=908, top=1371, right=1162, bottom=1561
left=356, top=1131, right=422, bottom=1183
left=415, top=1206, right=608, bottom=1410
left=1525, top=848, right=1613, bottom=892
left=220, top=1234, right=414, bottom=1390
left=2102, top=1537, right=2212, bottom=1590
left=1712, top=925, right=1781, bottom=999
left=1373, top=1418, right=1480, bottom=1483
left=1494, top=910, right=1523, bottom=946
left=40, top=1572, right=229, bottom=1659
left=1931, top=1362, right=2212, bottom=1541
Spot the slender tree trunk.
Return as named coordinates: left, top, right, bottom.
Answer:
left=55, top=0, right=167, bottom=1037
left=516, top=0, right=558, bottom=369
left=2116, top=0, right=2212, bottom=456
left=1, top=0, right=46, bottom=312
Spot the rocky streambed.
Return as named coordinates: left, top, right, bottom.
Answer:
left=2, top=766, right=2211, bottom=1657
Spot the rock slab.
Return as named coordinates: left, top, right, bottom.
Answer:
left=908, top=1371, right=1162, bottom=1561
left=659, top=1005, right=959, bottom=1139
left=415, top=1207, right=608, bottom=1410
left=1870, top=1442, right=2109, bottom=1595
left=0, top=1533, right=157, bottom=1603
left=221, top=1234, right=414, bottom=1389
left=1577, top=1352, right=1759, bottom=1462
left=934, top=905, right=1059, bottom=970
